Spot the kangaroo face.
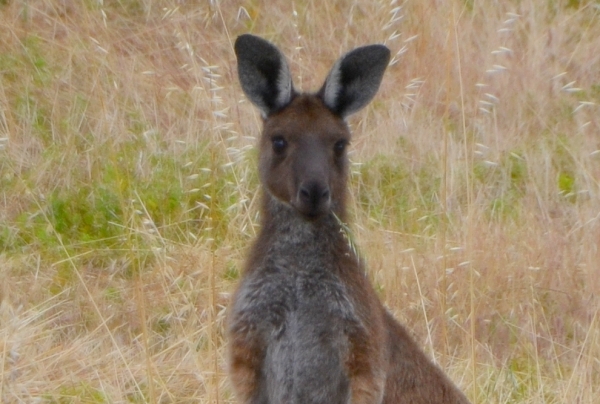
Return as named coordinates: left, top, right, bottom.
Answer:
left=235, top=34, right=390, bottom=220
left=259, top=96, right=350, bottom=219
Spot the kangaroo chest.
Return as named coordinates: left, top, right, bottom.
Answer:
left=229, top=211, right=368, bottom=404
left=239, top=249, right=361, bottom=403
left=244, top=250, right=360, bottom=339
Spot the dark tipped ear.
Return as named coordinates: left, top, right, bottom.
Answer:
left=235, top=34, right=294, bottom=117
left=319, top=44, right=390, bottom=118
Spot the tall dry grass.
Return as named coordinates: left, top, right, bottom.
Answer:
left=0, top=0, right=599, bottom=402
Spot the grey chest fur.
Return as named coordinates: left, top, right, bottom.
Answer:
left=235, top=211, right=361, bottom=339
left=231, top=209, right=362, bottom=403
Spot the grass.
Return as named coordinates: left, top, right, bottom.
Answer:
left=1, top=0, right=599, bottom=402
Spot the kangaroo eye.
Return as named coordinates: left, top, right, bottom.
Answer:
left=271, top=136, right=288, bottom=155
left=334, top=139, right=347, bottom=155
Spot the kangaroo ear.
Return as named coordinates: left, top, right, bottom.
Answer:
left=319, top=45, right=390, bottom=118
left=235, top=34, right=294, bottom=117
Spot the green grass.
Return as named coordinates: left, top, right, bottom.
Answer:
left=354, top=154, right=441, bottom=234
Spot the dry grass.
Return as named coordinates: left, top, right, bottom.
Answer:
left=1, top=0, right=599, bottom=402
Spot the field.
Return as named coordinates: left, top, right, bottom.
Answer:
left=1, top=0, right=599, bottom=402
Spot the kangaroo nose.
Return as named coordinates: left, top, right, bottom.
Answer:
left=299, top=183, right=330, bottom=204
left=297, top=181, right=331, bottom=217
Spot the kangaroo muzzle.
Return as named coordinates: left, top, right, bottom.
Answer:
left=295, top=180, right=331, bottom=218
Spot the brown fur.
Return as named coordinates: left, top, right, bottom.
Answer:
left=228, top=34, right=471, bottom=404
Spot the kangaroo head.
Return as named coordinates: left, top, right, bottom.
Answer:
left=235, top=34, right=390, bottom=219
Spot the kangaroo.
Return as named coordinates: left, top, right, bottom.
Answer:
left=228, top=34, right=471, bottom=404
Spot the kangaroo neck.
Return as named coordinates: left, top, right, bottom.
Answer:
left=258, top=192, right=350, bottom=251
